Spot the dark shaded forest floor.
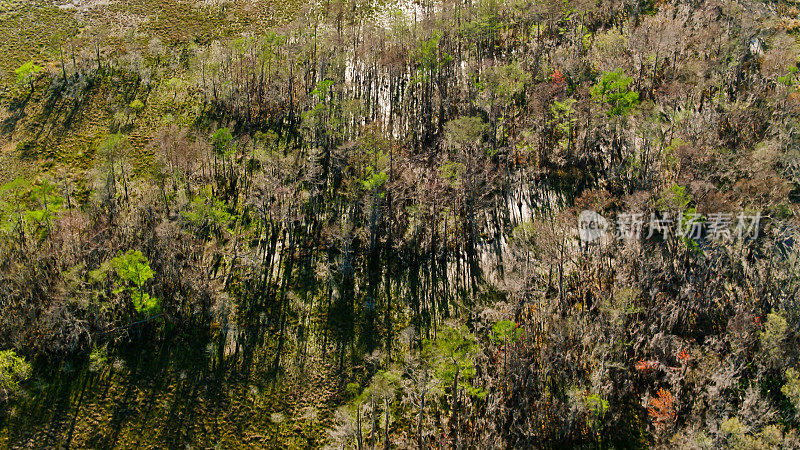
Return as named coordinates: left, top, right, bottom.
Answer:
left=2, top=334, right=343, bottom=448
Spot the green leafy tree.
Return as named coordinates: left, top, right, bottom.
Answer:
left=211, top=128, right=236, bottom=187
left=490, top=320, right=522, bottom=346
left=444, top=116, right=488, bottom=150
left=777, top=65, right=799, bottom=87
left=360, top=166, right=388, bottom=193
left=412, top=32, right=452, bottom=83
left=461, top=0, right=501, bottom=43
left=181, top=186, right=233, bottom=238
left=443, top=116, right=490, bottom=290
left=0, top=350, right=31, bottom=401
left=657, top=184, right=703, bottom=249
left=760, top=311, right=788, bottom=362
left=0, top=178, right=33, bottom=235
left=476, top=61, right=530, bottom=148
left=310, top=79, right=335, bottom=101
left=585, top=393, right=609, bottom=431
left=110, top=250, right=160, bottom=316
left=657, top=183, right=691, bottom=211
left=590, top=70, right=639, bottom=116
left=550, top=98, right=577, bottom=153
left=490, top=320, right=523, bottom=375
left=428, top=325, right=484, bottom=399
left=366, top=369, right=401, bottom=447
left=782, top=368, right=800, bottom=421
left=339, top=369, right=401, bottom=449
left=439, top=161, right=464, bottom=188
left=0, top=178, right=64, bottom=239
left=212, top=127, right=235, bottom=158
left=424, top=325, right=483, bottom=447
left=94, top=133, right=133, bottom=204
left=25, top=180, right=65, bottom=231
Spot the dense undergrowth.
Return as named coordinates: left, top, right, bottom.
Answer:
left=1, top=0, right=800, bottom=447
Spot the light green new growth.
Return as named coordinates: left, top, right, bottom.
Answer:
left=0, top=350, right=31, bottom=401
left=590, top=70, right=639, bottom=116
left=110, top=250, right=160, bottom=316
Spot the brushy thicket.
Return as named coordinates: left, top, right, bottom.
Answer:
left=1, top=0, right=800, bottom=447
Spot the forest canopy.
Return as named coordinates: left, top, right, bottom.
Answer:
left=0, top=0, right=799, bottom=447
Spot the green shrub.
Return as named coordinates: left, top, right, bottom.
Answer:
left=14, top=61, right=43, bottom=90
left=129, top=99, right=144, bottom=112
left=0, top=350, right=31, bottom=401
